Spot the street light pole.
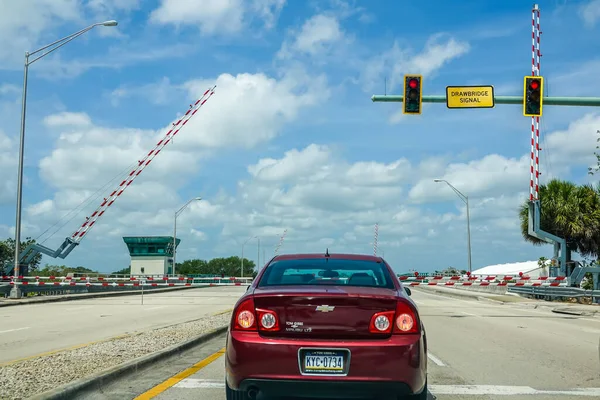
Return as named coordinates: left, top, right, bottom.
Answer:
left=12, top=20, right=117, bottom=297
left=241, top=235, right=258, bottom=278
left=173, top=197, right=202, bottom=276
left=433, top=179, right=472, bottom=273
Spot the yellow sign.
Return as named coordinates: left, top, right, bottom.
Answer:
left=446, top=86, right=495, bottom=109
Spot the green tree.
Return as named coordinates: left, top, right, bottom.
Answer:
left=176, top=257, right=255, bottom=277
left=0, top=237, right=43, bottom=273
left=176, top=259, right=210, bottom=275
left=37, top=264, right=99, bottom=277
left=518, top=179, right=600, bottom=258
left=112, top=267, right=130, bottom=275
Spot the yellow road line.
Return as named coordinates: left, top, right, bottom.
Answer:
left=0, top=333, right=131, bottom=367
left=212, top=308, right=233, bottom=316
left=134, top=347, right=226, bottom=399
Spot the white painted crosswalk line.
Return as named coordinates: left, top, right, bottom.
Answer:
left=172, top=379, right=600, bottom=396
left=426, top=352, right=445, bottom=366
left=430, top=385, right=600, bottom=396
left=174, top=379, right=223, bottom=388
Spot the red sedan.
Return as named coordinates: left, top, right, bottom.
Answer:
left=225, top=252, right=428, bottom=400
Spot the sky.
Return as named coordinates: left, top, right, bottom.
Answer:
left=0, top=0, right=599, bottom=275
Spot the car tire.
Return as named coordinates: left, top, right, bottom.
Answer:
left=225, top=379, right=251, bottom=400
left=402, top=378, right=428, bottom=400
left=413, top=378, right=428, bottom=400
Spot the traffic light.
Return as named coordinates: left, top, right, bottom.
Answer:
left=403, top=75, right=422, bottom=114
left=523, top=76, right=544, bottom=117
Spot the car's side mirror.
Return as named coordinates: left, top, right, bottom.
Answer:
left=404, top=287, right=411, bottom=296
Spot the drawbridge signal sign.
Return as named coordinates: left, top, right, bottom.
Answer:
left=446, top=86, right=495, bottom=109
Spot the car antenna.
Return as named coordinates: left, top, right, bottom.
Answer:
left=325, top=248, right=330, bottom=258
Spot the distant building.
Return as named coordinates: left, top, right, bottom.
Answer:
left=122, top=236, right=180, bottom=276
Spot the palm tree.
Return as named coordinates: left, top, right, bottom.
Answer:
left=518, top=179, right=600, bottom=258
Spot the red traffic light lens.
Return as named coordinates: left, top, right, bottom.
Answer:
left=529, top=79, right=540, bottom=90
left=409, top=79, right=419, bottom=89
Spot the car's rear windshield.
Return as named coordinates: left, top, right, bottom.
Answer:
left=258, top=258, right=395, bottom=289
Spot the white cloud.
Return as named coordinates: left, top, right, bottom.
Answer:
left=0, top=0, right=177, bottom=76
left=250, top=0, right=286, bottom=30
left=149, top=0, right=285, bottom=35
left=408, top=154, right=530, bottom=204
left=43, top=112, right=92, bottom=128
left=278, top=14, right=345, bottom=59
left=178, top=70, right=329, bottom=149
left=0, top=0, right=83, bottom=67
left=545, top=113, right=600, bottom=170
left=362, top=34, right=470, bottom=94
left=409, top=113, right=600, bottom=205
left=23, top=69, right=327, bottom=245
left=580, top=0, right=600, bottom=28
left=190, top=228, right=207, bottom=240
left=192, top=110, right=600, bottom=258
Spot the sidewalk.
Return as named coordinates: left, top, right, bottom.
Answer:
left=412, top=284, right=600, bottom=316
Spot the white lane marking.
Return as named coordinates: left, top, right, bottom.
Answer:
left=171, top=380, right=600, bottom=396
left=0, top=327, right=29, bottom=334
left=430, top=385, right=600, bottom=396
left=143, top=306, right=166, bottom=311
left=174, top=379, right=224, bottom=388
left=427, top=352, right=445, bottom=366
left=460, top=311, right=478, bottom=317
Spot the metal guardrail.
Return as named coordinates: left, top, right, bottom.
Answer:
left=508, top=285, right=600, bottom=300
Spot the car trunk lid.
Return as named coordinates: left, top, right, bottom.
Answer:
left=253, top=286, right=399, bottom=339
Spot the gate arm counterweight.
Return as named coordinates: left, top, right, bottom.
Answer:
left=19, top=237, right=78, bottom=265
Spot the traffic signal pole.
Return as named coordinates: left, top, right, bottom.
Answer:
left=371, top=95, right=600, bottom=107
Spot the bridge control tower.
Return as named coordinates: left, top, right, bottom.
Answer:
left=122, top=236, right=180, bottom=276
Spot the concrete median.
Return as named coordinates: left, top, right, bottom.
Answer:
left=29, top=325, right=228, bottom=400
left=411, top=284, right=528, bottom=303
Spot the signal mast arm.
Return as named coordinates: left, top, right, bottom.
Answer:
left=16, top=86, right=216, bottom=267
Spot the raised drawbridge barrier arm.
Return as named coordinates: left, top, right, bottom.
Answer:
left=13, top=86, right=216, bottom=271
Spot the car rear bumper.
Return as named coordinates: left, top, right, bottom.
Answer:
left=225, top=330, right=427, bottom=396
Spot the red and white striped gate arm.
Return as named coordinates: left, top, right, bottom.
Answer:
left=70, top=86, right=217, bottom=242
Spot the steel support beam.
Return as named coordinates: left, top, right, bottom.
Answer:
left=371, top=95, right=600, bottom=107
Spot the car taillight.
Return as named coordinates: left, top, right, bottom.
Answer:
left=392, top=300, right=420, bottom=334
left=256, top=308, right=280, bottom=331
left=233, top=298, right=257, bottom=331
left=369, top=311, right=395, bottom=333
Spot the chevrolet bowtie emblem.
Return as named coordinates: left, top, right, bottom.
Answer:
left=315, top=305, right=335, bottom=312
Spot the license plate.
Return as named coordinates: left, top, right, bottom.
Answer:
left=300, top=349, right=348, bottom=375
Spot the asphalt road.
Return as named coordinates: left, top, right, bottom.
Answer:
left=0, top=286, right=247, bottom=364
left=84, top=288, right=600, bottom=400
